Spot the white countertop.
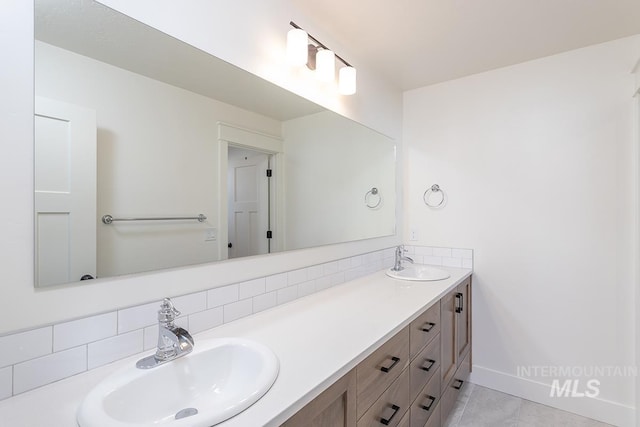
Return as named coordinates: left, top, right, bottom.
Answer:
left=0, top=267, right=471, bottom=427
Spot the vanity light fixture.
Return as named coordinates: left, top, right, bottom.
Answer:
left=287, top=21, right=357, bottom=95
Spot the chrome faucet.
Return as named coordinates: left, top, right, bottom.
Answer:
left=136, top=298, right=194, bottom=369
left=391, top=245, right=414, bottom=272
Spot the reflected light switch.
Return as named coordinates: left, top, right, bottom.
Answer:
left=205, top=228, right=217, bottom=241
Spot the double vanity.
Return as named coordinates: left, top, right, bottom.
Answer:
left=0, top=263, right=471, bottom=427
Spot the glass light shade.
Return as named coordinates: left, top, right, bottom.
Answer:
left=338, top=66, right=357, bottom=95
left=316, top=49, right=335, bottom=82
left=287, top=28, right=308, bottom=66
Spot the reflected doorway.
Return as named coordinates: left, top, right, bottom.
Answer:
left=227, top=146, right=273, bottom=259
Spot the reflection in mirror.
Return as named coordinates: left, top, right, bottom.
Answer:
left=34, top=0, right=396, bottom=288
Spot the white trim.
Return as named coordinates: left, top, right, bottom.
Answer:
left=470, top=365, right=635, bottom=427
left=218, top=121, right=283, bottom=153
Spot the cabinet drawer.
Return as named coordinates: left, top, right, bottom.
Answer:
left=424, top=402, right=441, bottom=427
left=410, top=333, right=440, bottom=402
left=397, top=408, right=410, bottom=427
left=410, top=302, right=441, bottom=358
left=356, top=326, right=410, bottom=418
left=410, top=367, right=441, bottom=427
left=440, top=351, right=471, bottom=422
left=357, top=368, right=410, bottom=427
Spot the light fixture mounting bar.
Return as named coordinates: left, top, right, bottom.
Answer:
left=289, top=21, right=352, bottom=68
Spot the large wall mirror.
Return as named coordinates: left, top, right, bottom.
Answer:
left=34, top=0, right=396, bottom=288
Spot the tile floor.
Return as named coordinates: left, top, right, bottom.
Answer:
left=443, top=383, right=613, bottom=427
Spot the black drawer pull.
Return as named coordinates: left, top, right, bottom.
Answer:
left=420, top=358, right=436, bottom=372
left=453, top=379, right=464, bottom=390
left=420, top=395, right=436, bottom=411
left=421, top=322, right=436, bottom=332
left=380, top=404, right=400, bottom=425
left=380, top=356, right=400, bottom=373
left=455, top=292, right=464, bottom=313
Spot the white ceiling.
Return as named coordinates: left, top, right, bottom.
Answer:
left=294, top=0, right=640, bottom=91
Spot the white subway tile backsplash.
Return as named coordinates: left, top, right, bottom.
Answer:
left=350, top=255, right=363, bottom=267
left=363, top=251, right=382, bottom=265
left=53, top=312, right=116, bottom=352
left=442, top=257, right=463, bottom=268
left=298, top=280, right=317, bottom=297
left=414, top=246, right=433, bottom=256
left=329, top=272, right=346, bottom=287
left=13, top=346, right=86, bottom=395
left=0, top=327, right=52, bottom=368
left=171, top=292, right=207, bottom=315
left=432, top=247, right=452, bottom=257
left=143, top=325, right=159, bottom=351
left=407, top=245, right=474, bottom=269
left=88, top=330, right=143, bottom=370
left=1, top=246, right=468, bottom=401
left=118, top=301, right=160, bottom=334
left=338, top=258, right=351, bottom=271
left=207, top=284, right=239, bottom=308
left=277, top=286, right=298, bottom=305
left=287, top=268, right=308, bottom=286
left=0, top=367, right=11, bottom=400
left=307, top=265, right=324, bottom=280
left=452, top=248, right=473, bottom=259
left=315, top=276, right=332, bottom=291
left=223, top=299, right=253, bottom=323
left=345, top=267, right=365, bottom=282
left=423, top=255, right=443, bottom=265
left=265, top=273, right=288, bottom=292
left=322, top=261, right=339, bottom=275
left=253, top=292, right=277, bottom=313
left=238, top=278, right=266, bottom=300
left=382, top=247, right=395, bottom=259
left=188, top=307, right=223, bottom=335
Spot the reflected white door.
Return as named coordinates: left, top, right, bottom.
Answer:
left=227, top=148, right=270, bottom=259
left=35, top=97, right=97, bottom=287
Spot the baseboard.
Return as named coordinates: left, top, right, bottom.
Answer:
left=469, top=365, right=635, bottom=427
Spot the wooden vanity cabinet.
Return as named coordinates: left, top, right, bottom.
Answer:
left=440, top=277, right=471, bottom=393
left=281, top=369, right=356, bottom=427
left=281, top=276, right=471, bottom=427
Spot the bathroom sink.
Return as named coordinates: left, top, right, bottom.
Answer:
left=386, top=264, right=451, bottom=281
left=77, top=337, right=279, bottom=427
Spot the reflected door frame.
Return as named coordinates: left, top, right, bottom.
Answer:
left=217, top=122, right=284, bottom=261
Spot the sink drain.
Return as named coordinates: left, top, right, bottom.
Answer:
left=175, top=408, right=198, bottom=420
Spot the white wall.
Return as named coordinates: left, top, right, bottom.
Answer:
left=0, top=1, right=402, bottom=334
left=404, top=36, right=640, bottom=425
left=282, top=111, right=396, bottom=250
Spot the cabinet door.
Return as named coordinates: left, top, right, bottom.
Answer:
left=282, top=369, right=356, bottom=427
left=456, top=278, right=471, bottom=362
left=440, top=288, right=457, bottom=393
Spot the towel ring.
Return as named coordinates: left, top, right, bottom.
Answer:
left=423, top=184, right=445, bottom=208
left=365, top=187, right=382, bottom=209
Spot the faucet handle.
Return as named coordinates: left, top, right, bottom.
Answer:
left=158, top=298, right=180, bottom=322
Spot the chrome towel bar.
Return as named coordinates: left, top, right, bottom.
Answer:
left=102, top=214, right=207, bottom=224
